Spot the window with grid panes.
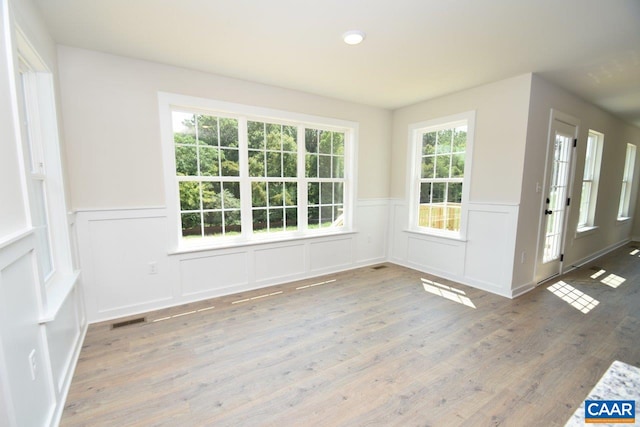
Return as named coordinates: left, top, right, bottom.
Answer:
left=163, top=95, right=355, bottom=250
left=577, top=131, right=603, bottom=230
left=409, top=112, right=474, bottom=238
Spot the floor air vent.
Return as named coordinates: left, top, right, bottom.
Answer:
left=111, top=317, right=146, bottom=329
left=372, top=265, right=388, bottom=270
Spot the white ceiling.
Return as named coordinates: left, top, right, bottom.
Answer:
left=35, top=0, right=640, bottom=127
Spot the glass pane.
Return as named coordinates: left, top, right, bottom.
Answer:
left=422, top=132, right=436, bottom=155
left=333, top=205, right=344, bottom=226
left=332, top=132, right=345, bottom=155
left=173, top=112, right=196, bottom=145
left=181, top=212, right=201, bottom=237
left=248, top=150, right=265, bottom=177
left=285, top=182, right=297, bottom=206
left=221, top=148, right=239, bottom=176
left=321, top=182, right=333, bottom=204
left=199, top=147, right=219, bottom=176
left=197, top=115, right=217, bottom=146
left=319, top=130, right=332, bottom=154
left=179, top=181, right=200, bottom=210
left=282, top=153, right=297, bottom=178
left=432, top=182, right=446, bottom=204
left=421, top=156, right=434, bottom=179
left=226, top=210, right=242, bottom=234
left=282, top=125, right=297, bottom=152
left=252, top=182, right=267, bottom=208
left=269, top=208, right=284, bottom=231
left=308, top=182, right=320, bottom=205
left=201, top=181, right=220, bottom=210
left=219, top=118, right=238, bottom=148
left=320, top=206, right=333, bottom=226
left=318, top=155, right=331, bottom=178
left=306, top=154, right=318, bottom=178
left=175, top=146, right=198, bottom=176
left=333, top=156, right=344, bottom=178
left=334, top=182, right=344, bottom=204
left=436, top=129, right=452, bottom=154
left=223, top=182, right=241, bottom=209
left=435, top=155, right=450, bottom=178
left=419, top=182, right=431, bottom=204
left=266, top=123, right=282, bottom=150
left=305, top=128, right=318, bottom=153
left=269, top=182, right=283, bottom=206
left=285, top=208, right=298, bottom=229
left=203, top=212, right=222, bottom=236
left=266, top=152, right=282, bottom=177
left=451, top=154, right=465, bottom=178
left=248, top=121, right=265, bottom=150
left=452, top=127, right=467, bottom=153
left=448, top=182, right=463, bottom=204
left=253, top=209, right=267, bottom=232
left=308, top=207, right=319, bottom=227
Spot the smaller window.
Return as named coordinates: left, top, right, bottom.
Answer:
left=577, top=131, right=603, bottom=230
left=409, top=111, right=474, bottom=238
left=618, top=143, right=636, bottom=219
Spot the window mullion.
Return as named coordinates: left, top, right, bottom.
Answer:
left=298, top=127, right=308, bottom=231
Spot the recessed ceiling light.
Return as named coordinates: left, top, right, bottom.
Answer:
left=343, top=30, right=365, bottom=45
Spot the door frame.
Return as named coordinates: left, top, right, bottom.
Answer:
left=534, top=109, right=580, bottom=284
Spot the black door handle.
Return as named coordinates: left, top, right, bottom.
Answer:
left=545, top=209, right=553, bottom=215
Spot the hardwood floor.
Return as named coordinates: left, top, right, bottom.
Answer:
left=61, top=244, right=640, bottom=426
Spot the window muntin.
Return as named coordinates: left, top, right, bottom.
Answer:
left=164, top=97, right=355, bottom=249
left=618, top=143, right=636, bottom=219
left=409, top=112, right=474, bottom=238
left=577, top=131, right=603, bottom=230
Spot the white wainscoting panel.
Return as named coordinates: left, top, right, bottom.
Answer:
left=46, top=288, right=81, bottom=393
left=254, top=244, right=305, bottom=284
left=389, top=200, right=519, bottom=297
left=180, top=252, right=249, bottom=296
left=309, top=237, right=353, bottom=272
left=76, top=200, right=389, bottom=323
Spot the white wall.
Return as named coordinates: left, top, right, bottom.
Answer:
left=388, top=74, right=532, bottom=297
left=57, top=47, right=391, bottom=322
left=0, top=1, right=85, bottom=426
left=513, top=74, right=640, bottom=287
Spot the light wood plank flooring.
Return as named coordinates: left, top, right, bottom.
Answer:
left=61, top=244, right=640, bottom=426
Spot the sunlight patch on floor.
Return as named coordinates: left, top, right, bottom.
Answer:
left=600, top=273, right=626, bottom=288
left=590, top=269, right=606, bottom=279
left=547, top=281, right=599, bottom=314
left=630, top=249, right=639, bottom=255
left=421, top=278, right=476, bottom=309
left=296, top=279, right=337, bottom=290
left=152, top=305, right=215, bottom=322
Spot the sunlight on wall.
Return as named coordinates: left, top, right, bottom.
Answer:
left=547, top=281, right=599, bottom=314
left=421, top=278, right=476, bottom=309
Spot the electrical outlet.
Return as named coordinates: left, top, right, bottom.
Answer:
left=148, top=262, right=158, bottom=275
left=28, top=349, right=36, bottom=380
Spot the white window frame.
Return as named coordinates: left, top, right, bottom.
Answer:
left=577, top=130, right=603, bottom=232
left=618, top=143, right=636, bottom=220
left=13, top=28, right=73, bottom=287
left=159, top=92, right=358, bottom=253
left=407, top=111, right=475, bottom=240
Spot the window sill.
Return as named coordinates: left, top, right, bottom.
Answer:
left=617, top=216, right=632, bottom=224
left=40, top=270, right=81, bottom=323
left=170, top=229, right=357, bottom=255
left=403, top=228, right=467, bottom=243
left=575, top=225, right=599, bottom=238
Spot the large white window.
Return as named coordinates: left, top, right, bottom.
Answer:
left=160, top=93, right=356, bottom=251
left=618, top=143, right=636, bottom=219
left=577, top=130, right=603, bottom=231
left=408, top=111, right=475, bottom=238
